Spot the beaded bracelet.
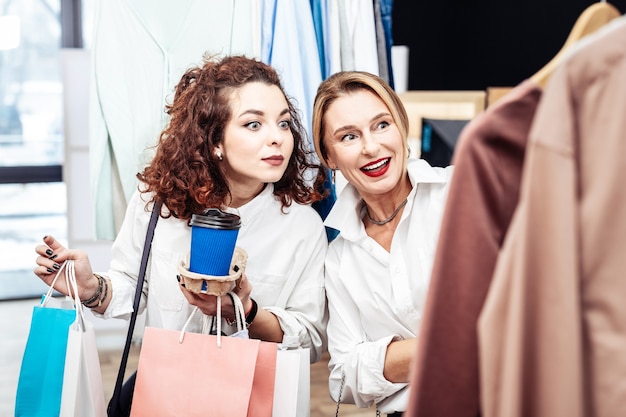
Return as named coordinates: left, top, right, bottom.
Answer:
left=81, top=274, right=103, bottom=307
left=84, top=274, right=109, bottom=308
left=98, top=276, right=109, bottom=307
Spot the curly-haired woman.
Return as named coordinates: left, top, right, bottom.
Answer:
left=33, top=54, right=328, bottom=413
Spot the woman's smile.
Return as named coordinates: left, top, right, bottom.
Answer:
left=361, top=157, right=391, bottom=177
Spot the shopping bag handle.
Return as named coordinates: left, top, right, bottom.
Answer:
left=65, top=260, right=86, bottom=331
left=40, top=260, right=85, bottom=329
left=179, top=290, right=246, bottom=348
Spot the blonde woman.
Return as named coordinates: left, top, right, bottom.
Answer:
left=312, top=71, right=453, bottom=416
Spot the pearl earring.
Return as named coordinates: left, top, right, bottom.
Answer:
left=215, top=149, right=223, bottom=161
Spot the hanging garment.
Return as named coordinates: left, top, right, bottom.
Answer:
left=260, top=0, right=322, bottom=139
left=376, top=0, right=395, bottom=88
left=90, top=0, right=256, bottom=239
left=336, top=0, right=380, bottom=75
left=373, top=0, right=390, bottom=84
left=405, top=79, right=541, bottom=417
left=321, top=0, right=342, bottom=77
left=478, top=15, right=626, bottom=417
left=310, top=0, right=327, bottom=78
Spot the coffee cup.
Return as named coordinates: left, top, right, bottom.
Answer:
left=189, top=209, right=241, bottom=276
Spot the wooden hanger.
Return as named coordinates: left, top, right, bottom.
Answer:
left=531, top=1, right=621, bottom=88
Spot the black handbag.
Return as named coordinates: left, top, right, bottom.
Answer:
left=107, top=200, right=161, bottom=417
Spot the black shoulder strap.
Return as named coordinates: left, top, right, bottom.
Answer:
left=109, top=199, right=161, bottom=410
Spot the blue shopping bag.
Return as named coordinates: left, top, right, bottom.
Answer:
left=15, top=266, right=76, bottom=417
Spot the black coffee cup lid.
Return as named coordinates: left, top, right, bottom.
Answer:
left=191, top=209, right=241, bottom=230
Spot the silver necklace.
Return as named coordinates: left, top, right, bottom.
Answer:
left=365, top=199, right=408, bottom=226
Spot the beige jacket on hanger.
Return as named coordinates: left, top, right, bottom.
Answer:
left=478, top=15, right=626, bottom=417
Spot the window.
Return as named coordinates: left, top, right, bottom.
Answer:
left=0, top=0, right=89, bottom=300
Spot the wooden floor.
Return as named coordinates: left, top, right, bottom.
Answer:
left=1, top=299, right=373, bottom=416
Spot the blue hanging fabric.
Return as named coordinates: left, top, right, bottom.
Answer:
left=379, top=0, right=395, bottom=89
left=312, top=167, right=339, bottom=242
left=309, top=0, right=327, bottom=78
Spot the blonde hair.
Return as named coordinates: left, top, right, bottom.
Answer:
left=311, top=71, right=409, bottom=167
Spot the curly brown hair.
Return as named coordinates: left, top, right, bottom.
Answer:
left=137, top=54, right=323, bottom=220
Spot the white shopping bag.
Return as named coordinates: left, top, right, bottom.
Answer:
left=272, top=348, right=310, bottom=417
left=60, top=316, right=107, bottom=417
left=59, top=261, right=107, bottom=417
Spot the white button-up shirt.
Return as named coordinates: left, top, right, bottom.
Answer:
left=97, top=184, right=328, bottom=362
left=324, top=158, right=453, bottom=413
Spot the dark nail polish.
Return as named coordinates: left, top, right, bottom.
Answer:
left=52, top=263, right=61, bottom=270
left=181, top=283, right=186, bottom=288
left=46, top=267, right=54, bottom=273
left=45, top=249, right=53, bottom=256
left=49, top=254, right=58, bottom=260
left=176, top=275, right=180, bottom=282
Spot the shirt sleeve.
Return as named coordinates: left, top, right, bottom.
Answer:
left=265, top=209, right=328, bottom=363
left=325, top=240, right=407, bottom=409
left=92, top=189, right=151, bottom=320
